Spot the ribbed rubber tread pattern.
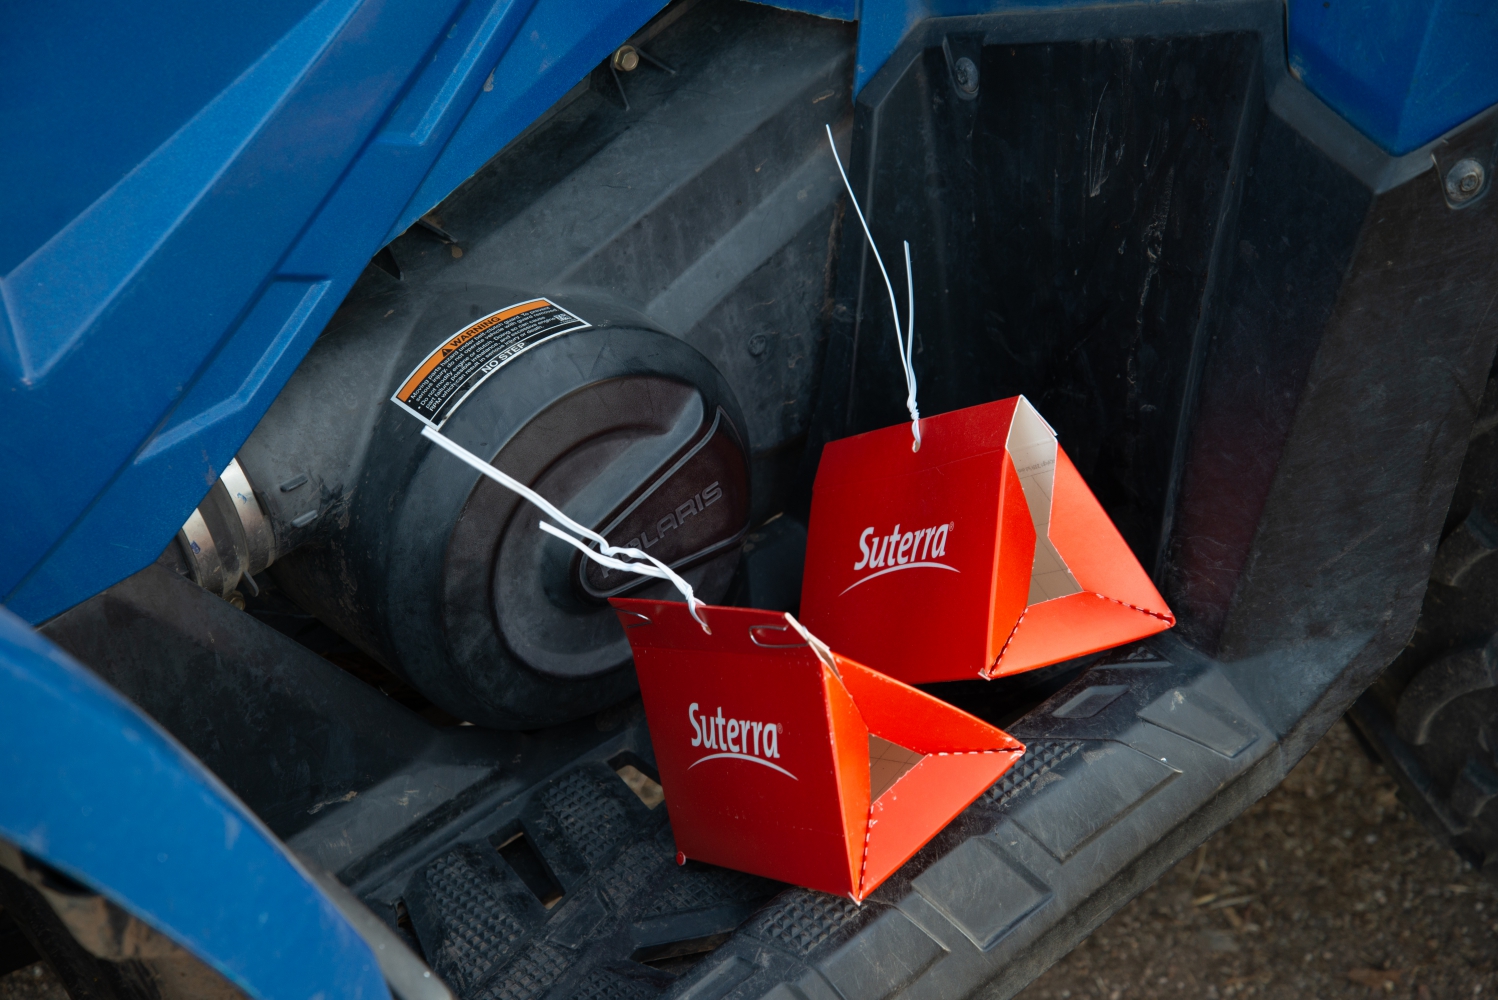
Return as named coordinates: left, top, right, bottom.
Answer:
left=597, top=840, right=669, bottom=909
left=422, top=848, right=527, bottom=993
left=983, top=739, right=1082, bottom=810
left=571, top=968, right=665, bottom=1000
left=747, top=889, right=862, bottom=957
left=639, top=867, right=779, bottom=918
left=545, top=770, right=629, bottom=866
left=474, top=943, right=571, bottom=1000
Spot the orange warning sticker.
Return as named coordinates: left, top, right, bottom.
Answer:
left=391, top=298, right=589, bottom=427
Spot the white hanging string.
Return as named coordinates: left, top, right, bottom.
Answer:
left=825, top=124, right=922, bottom=452
left=419, top=424, right=711, bottom=632
left=783, top=612, right=839, bottom=677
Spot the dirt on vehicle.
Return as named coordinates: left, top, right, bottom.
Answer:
left=2, top=722, right=1494, bottom=1000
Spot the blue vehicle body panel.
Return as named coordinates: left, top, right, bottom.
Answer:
left=0, top=606, right=390, bottom=1000
left=5, top=0, right=1494, bottom=622
left=851, top=0, right=1498, bottom=146
left=1288, top=0, right=1498, bottom=156
left=386, top=0, right=689, bottom=244
left=0, top=0, right=674, bottom=623
left=2, top=0, right=1497, bottom=988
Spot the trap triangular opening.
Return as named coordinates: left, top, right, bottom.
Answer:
left=869, top=734, right=924, bottom=800
left=1006, top=396, right=1082, bottom=604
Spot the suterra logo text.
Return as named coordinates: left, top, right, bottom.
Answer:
left=687, top=702, right=795, bottom=779
left=842, top=521, right=958, bottom=594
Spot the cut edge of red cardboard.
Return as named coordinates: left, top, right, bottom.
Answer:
left=810, top=397, right=1023, bottom=490
left=982, top=588, right=1176, bottom=678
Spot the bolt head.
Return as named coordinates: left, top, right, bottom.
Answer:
left=1445, top=158, right=1486, bottom=204
left=954, top=56, right=979, bottom=95
left=747, top=333, right=769, bottom=357
left=613, top=45, right=640, bottom=72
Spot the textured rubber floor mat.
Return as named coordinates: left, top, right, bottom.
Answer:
left=396, top=741, right=1092, bottom=1000
left=744, top=890, right=863, bottom=958
left=568, top=966, right=674, bottom=1000
left=401, top=762, right=781, bottom=1000
left=365, top=641, right=1276, bottom=1000
left=472, top=943, right=571, bottom=1000
left=637, top=866, right=772, bottom=919
left=982, top=739, right=1083, bottom=810
left=405, top=845, right=543, bottom=995
left=544, top=769, right=632, bottom=867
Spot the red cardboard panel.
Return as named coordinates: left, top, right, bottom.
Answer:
left=990, top=593, right=1169, bottom=677
left=612, top=599, right=1024, bottom=901
left=861, top=751, right=1015, bottom=897
left=1050, top=449, right=1171, bottom=617
left=824, top=666, right=872, bottom=894
left=802, top=396, right=1174, bottom=684
left=619, top=603, right=856, bottom=894
left=834, top=655, right=1021, bottom=754
left=810, top=397, right=1020, bottom=489
left=799, top=453, right=1036, bottom=686
left=988, top=453, right=1038, bottom=670
left=986, top=448, right=1173, bottom=676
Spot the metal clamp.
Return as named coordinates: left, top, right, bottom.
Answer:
left=748, top=624, right=807, bottom=649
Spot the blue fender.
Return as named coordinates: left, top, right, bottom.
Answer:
left=0, top=0, right=1494, bottom=982
left=0, top=605, right=390, bottom=999
left=0, top=0, right=673, bottom=623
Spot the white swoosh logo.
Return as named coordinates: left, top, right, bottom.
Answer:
left=840, top=561, right=959, bottom=595
left=688, top=752, right=798, bottom=780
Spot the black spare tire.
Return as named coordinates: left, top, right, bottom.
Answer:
left=246, top=288, right=750, bottom=728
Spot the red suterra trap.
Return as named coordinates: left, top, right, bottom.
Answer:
left=609, top=599, right=1023, bottom=902
left=799, top=395, right=1174, bottom=685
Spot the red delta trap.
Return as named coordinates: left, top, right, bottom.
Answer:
left=610, top=599, right=1024, bottom=902
left=800, top=395, right=1175, bottom=685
